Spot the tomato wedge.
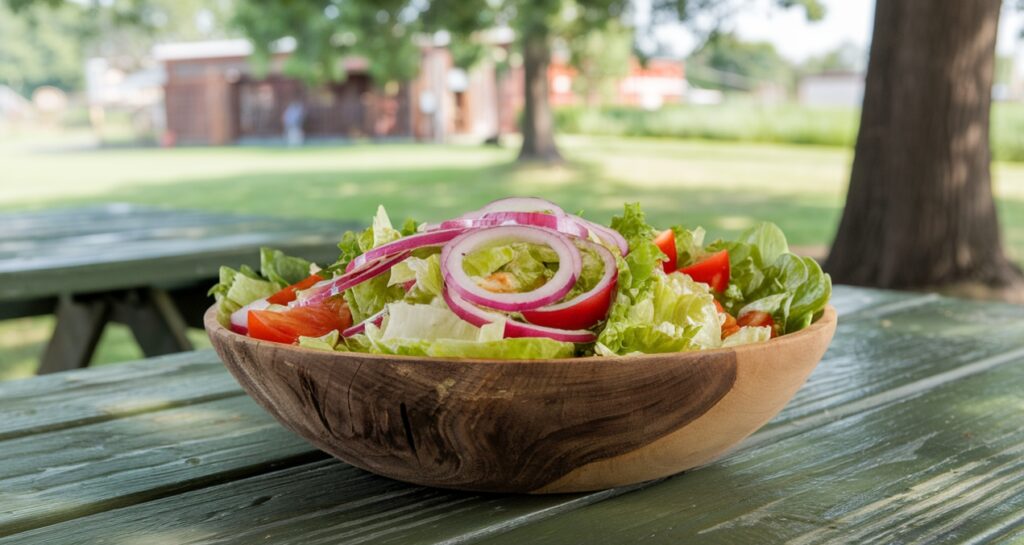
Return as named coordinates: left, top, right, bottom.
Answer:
left=520, top=278, right=616, bottom=330
left=653, top=229, right=677, bottom=273
left=678, top=249, right=730, bottom=292
left=266, top=273, right=324, bottom=305
left=248, top=297, right=352, bottom=344
left=737, top=310, right=777, bottom=338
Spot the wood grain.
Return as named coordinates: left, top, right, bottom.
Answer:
left=8, top=289, right=1024, bottom=544
left=206, top=305, right=836, bottom=493
left=0, top=395, right=325, bottom=536
left=474, top=356, right=1024, bottom=545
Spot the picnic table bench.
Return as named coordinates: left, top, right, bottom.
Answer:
left=1, top=285, right=1023, bottom=544
left=0, top=203, right=351, bottom=373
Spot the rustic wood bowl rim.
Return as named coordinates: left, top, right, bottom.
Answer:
left=204, top=304, right=837, bottom=365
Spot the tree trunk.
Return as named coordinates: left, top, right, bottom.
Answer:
left=518, top=28, right=562, bottom=162
left=825, top=0, right=1022, bottom=290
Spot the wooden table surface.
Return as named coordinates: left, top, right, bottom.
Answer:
left=0, top=203, right=352, bottom=372
left=2, top=285, right=1023, bottom=544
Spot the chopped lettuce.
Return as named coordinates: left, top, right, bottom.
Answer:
left=709, top=222, right=831, bottom=334
left=596, top=272, right=721, bottom=355
left=462, top=242, right=557, bottom=293
left=389, top=253, right=444, bottom=304
left=260, top=247, right=312, bottom=287
left=297, top=330, right=341, bottom=352
left=669, top=225, right=706, bottom=268
left=357, top=301, right=574, bottom=359
left=216, top=202, right=828, bottom=358
left=722, top=326, right=772, bottom=347
left=209, top=246, right=313, bottom=323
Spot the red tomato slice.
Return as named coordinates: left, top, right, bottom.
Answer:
left=248, top=297, right=352, bottom=344
left=737, top=310, right=777, bottom=337
left=520, top=277, right=616, bottom=330
left=653, top=229, right=677, bottom=273
left=266, top=273, right=324, bottom=305
left=678, top=249, right=730, bottom=292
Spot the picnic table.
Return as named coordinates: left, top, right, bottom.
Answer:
left=2, top=285, right=1023, bottom=544
left=0, top=203, right=351, bottom=374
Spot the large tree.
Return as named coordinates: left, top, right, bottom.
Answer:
left=825, top=0, right=1024, bottom=295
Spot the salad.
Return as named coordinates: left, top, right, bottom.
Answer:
left=210, top=198, right=831, bottom=359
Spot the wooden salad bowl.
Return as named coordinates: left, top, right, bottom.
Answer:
left=205, top=305, right=837, bottom=494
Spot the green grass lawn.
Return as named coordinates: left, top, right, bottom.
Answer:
left=3, top=133, right=1024, bottom=380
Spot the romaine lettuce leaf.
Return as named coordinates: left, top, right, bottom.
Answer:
left=297, top=330, right=341, bottom=352
left=389, top=253, right=444, bottom=304
left=669, top=225, right=706, bottom=268
left=208, top=264, right=277, bottom=325
left=596, top=272, right=721, bottom=355
left=722, top=326, right=772, bottom=347
left=260, top=247, right=311, bottom=288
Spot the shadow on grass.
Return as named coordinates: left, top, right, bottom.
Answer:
left=35, top=158, right=846, bottom=247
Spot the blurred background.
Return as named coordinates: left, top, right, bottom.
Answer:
left=2, top=0, right=1023, bottom=380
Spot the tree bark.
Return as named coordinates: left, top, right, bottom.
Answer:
left=518, top=28, right=562, bottom=162
left=825, top=0, right=1022, bottom=289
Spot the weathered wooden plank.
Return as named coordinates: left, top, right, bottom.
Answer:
left=0, top=458, right=642, bottom=545
left=0, top=395, right=325, bottom=537
left=473, top=358, right=1024, bottom=545
left=8, top=333, right=1024, bottom=545
left=0, top=350, right=241, bottom=441
left=769, top=294, right=1024, bottom=428
left=1, top=292, right=1020, bottom=544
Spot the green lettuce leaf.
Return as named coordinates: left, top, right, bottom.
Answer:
left=389, top=253, right=444, bottom=304
left=208, top=265, right=277, bottom=326
left=722, top=326, right=772, bottom=347
left=462, top=242, right=557, bottom=293
left=669, top=225, right=706, bottom=268
left=709, top=222, right=830, bottom=333
left=297, top=330, right=341, bottom=352
left=596, top=272, right=721, bottom=355
left=345, top=274, right=403, bottom=323
left=260, top=247, right=311, bottom=288
left=356, top=301, right=574, bottom=359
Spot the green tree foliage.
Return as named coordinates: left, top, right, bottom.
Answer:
left=687, top=31, right=793, bottom=91
left=0, top=2, right=84, bottom=94
left=1, top=0, right=233, bottom=94
left=567, top=22, right=633, bottom=105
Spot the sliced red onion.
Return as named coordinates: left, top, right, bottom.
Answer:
left=298, top=251, right=410, bottom=307
left=442, top=287, right=596, bottom=343
left=441, top=225, right=581, bottom=311
left=569, top=214, right=629, bottom=256
left=436, top=212, right=590, bottom=238
left=522, top=239, right=617, bottom=319
left=460, top=197, right=566, bottom=219
left=230, top=298, right=271, bottom=335
left=342, top=308, right=387, bottom=337
left=345, top=228, right=465, bottom=273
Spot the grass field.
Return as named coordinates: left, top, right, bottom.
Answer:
left=3, top=133, right=1024, bottom=380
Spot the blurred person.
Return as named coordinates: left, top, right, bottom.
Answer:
left=282, top=100, right=306, bottom=147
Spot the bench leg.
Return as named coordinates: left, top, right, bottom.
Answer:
left=113, top=288, right=194, bottom=357
left=38, top=295, right=110, bottom=374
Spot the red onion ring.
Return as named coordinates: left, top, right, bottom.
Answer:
left=442, top=287, right=596, bottom=343
left=345, top=228, right=465, bottom=273
left=298, top=251, right=410, bottom=307
left=436, top=212, right=590, bottom=238
left=460, top=197, right=566, bottom=218
left=342, top=308, right=387, bottom=337
left=521, top=239, right=617, bottom=323
left=229, top=298, right=270, bottom=334
left=569, top=214, right=629, bottom=256
left=441, top=225, right=581, bottom=312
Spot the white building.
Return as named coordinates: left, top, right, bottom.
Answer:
left=798, top=71, right=864, bottom=107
